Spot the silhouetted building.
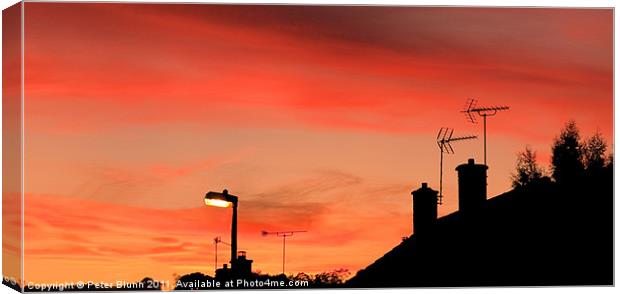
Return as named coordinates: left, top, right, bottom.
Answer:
left=456, top=158, right=487, bottom=214
left=412, top=183, right=438, bottom=235
left=215, top=264, right=232, bottom=281
left=347, top=158, right=612, bottom=287
left=215, top=251, right=253, bottom=281
left=232, top=251, right=253, bottom=278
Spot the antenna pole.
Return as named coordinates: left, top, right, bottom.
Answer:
left=439, top=150, right=444, bottom=205
left=282, top=235, right=286, bottom=274
left=461, top=99, right=509, bottom=166
left=483, top=114, right=487, bottom=165
left=261, top=230, right=307, bottom=275
left=213, top=237, right=231, bottom=274
left=435, top=128, right=476, bottom=205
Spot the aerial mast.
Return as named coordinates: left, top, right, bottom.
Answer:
left=436, top=127, right=477, bottom=205
left=261, top=230, right=307, bottom=274
left=213, top=236, right=230, bottom=274
left=461, top=99, right=510, bottom=165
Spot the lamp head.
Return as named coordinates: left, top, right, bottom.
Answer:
left=204, top=189, right=238, bottom=207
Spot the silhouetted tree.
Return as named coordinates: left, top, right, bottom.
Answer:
left=284, top=269, right=350, bottom=287
left=551, top=120, right=584, bottom=185
left=511, top=146, right=543, bottom=189
left=606, top=153, right=614, bottom=170
left=138, top=277, right=161, bottom=291
left=602, top=152, right=614, bottom=185
left=290, top=272, right=312, bottom=282
left=583, top=132, right=607, bottom=174
left=312, top=268, right=350, bottom=286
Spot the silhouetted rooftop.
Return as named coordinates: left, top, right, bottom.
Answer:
left=347, top=176, right=612, bottom=287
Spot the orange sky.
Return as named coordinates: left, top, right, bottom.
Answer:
left=19, top=3, right=612, bottom=284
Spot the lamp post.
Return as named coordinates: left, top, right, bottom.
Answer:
left=204, top=189, right=238, bottom=270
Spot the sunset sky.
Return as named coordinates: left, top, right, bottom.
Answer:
left=18, top=2, right=612, bottom=284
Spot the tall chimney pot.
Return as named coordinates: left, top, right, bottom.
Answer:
left=411, top=183, right=438, bottom=235
left=456, top=158, right=488, bottom=214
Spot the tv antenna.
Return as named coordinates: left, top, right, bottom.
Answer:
left=461, top=98, right=510, bottom=165
left=261, top=230, right=307, bottom=274
left=214, top=236, right=230, bottom=274
left=437, top=127, right=477, bottom=205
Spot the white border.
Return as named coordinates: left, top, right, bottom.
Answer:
left=0, top=1, right=616, bottom=294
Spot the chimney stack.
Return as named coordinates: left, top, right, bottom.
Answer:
left=455, top=158, right=488, bottom=214
left=411, top=183, right=438, bottom=235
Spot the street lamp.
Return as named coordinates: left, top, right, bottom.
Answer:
left=204, top=189, right=238, bottom=270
